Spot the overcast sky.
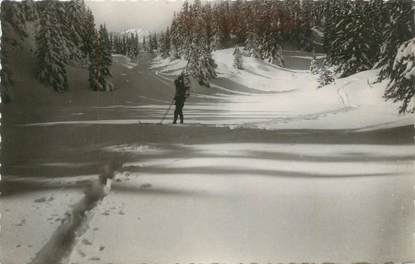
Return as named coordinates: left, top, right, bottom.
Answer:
left=85, top=1, right=184, bottom=33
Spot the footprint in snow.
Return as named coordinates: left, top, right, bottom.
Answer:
left=140, top=183, right=152, bottom=189
left=34, top=196, right=54, bottom=203
left=16, top=219, right=26, bottom=226
left=34, top=197, right=47, bottom=203
left=82, top=238, right=93, bottom=246
left=77, top=249, right=86, bottom=258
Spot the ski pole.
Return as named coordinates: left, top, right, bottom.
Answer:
left=160, top=98, right=174, bottom=124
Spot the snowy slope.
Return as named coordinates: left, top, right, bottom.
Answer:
left=150, top=48, right=414, bottom=130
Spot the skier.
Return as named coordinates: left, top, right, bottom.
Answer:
left=173, top=72, right=190, bottom=124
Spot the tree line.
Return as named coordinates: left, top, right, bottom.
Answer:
left=158, top=0, right=414, bottom=113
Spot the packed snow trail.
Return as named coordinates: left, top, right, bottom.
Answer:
left=29, top=163, right=120, bottom=264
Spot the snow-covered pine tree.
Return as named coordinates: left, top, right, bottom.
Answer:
left=98, top=25, right=113, bottom=91
left=201, top=3, right=216, bottom=51
left=133, top=33, right=139, bottom=57
left=244, top=31, right=261, bottom=58
left=142, top=35, right=147, bottom=52
left=262, top=31, right=285, bottom=67
left=187, top=10, right=217, bottom=87
left=230, top=0, right=247, bottom=45
left=384, top=37, right=415, bottom=113
left=0, top=45, right=12, bottom=103
left=327, top=0, right=375, bottom=77
left=1, top=0, right=28, bottom=43
left=0, top=0, right=24, bottom=103
left=89, top=25, right=113, bottom=91
left=1, top=22, right=12, bottom=103
left=323, top=0, right=345, bottom=55
left=35, top=0, right=68, bottom=92
left=88, top=28, right=99, bottom=91
left=376, top=0, right=414, bottom=81
left=214, top=1, right=231, bottom=49
left=62, top=0, right=85, bottom=62
left=187, top=43, right=217, bottom=87
left=81, top=9, right=96, bottom=58
left=149, top=33, right=158, bottom=53
left=159, top=29, right=171, bottom=58
left=298, top=0, right=313, bottom=51
left=364, top=0, right=388, bottom=67
left=233, top=46, right=243, bottom=70
left=169, top=13, right=181, bottom=58
left=310, top=58, right=335, bottom=88
left=22, top=0, right=39, bottom=23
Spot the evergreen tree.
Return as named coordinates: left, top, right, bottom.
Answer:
left=35, top=0, right=68, bottom=92
left=262, top=32, right=285, bottom=67
left=326, top=1, right=376, bottom=77
left=22, top=0, right=39, bottom=22
left=384, top=38, right=415, bottom=113
left=0, top=33, right=12, bottom=103
left=233, top=46, right=243, bottom=70
left=159, top=29, right=171, bottom=58
left=376, top=0, right=414, bottom=81
left=298, top=0, right=313, bottom=51
left=0, top=0, right=24, bottom=102
left=133, top=33, right=139, bottom=57
left=142, top=35, right=147, bottom=52
left=170, top=13, right=181, bottom=57
left=310, top=58, right=335, bottom=88
left=89, top=25, right=113, bottom=91
left=1, top=0, right=28, bottom=43
left=81, top=9, right=96, bottom=58
left=187, top=12, right=217, bottom=87
left=62, top=0, right=85, bottom=61
left=244, top=31, right=261, bottom=58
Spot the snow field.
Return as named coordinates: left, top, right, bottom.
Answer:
left=66, top=143, right=415, bottom=263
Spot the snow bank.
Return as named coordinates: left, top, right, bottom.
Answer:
left=250, top=69, right=415, bottom=130
left=148, top=49, right=414, bottom=130
left=213, top=48, right=315, bottom=92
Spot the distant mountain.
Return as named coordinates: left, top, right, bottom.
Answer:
left=121, top=28, right=151, bottom=41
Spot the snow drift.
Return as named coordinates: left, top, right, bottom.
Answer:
left=151, top=48, right=415, bottom=130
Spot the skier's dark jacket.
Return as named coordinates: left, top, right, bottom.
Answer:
left=174, top=76, right=189, bottom=104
